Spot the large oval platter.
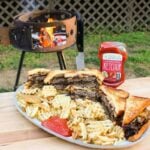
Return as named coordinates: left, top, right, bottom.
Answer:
left=14, top=86, right=150, bottom=149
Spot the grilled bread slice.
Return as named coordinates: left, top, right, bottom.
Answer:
left=123, top=96, right=150, bottom=125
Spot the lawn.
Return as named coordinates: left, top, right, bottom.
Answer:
left=0, top=31, right=150, bottom=92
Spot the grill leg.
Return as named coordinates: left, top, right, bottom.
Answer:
left=59, top=52, right=66, bottom=69
left=57, top=51, right=66, bottom=70
left=14, top=51, right=25, bottom=91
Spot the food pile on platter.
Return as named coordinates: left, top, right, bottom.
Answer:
left=16, top=68, right=150, bottom=145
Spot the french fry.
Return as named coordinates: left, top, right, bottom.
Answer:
left=26, top=104, right=39, bottom=118
left=17, top=93, right=41, bottom=104
left=21, top=87, right=40, bottom=95
left=42, top=85, right=57, bottom=98
left=37, top=109, right=52, bottom=121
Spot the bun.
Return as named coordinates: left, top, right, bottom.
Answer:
left=128, top=122, right=149, bottom=141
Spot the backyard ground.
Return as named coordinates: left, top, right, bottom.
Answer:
left=0, top=31, right=150, bottom=92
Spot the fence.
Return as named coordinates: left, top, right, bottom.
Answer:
left=0, top=0, right=150, bottom=32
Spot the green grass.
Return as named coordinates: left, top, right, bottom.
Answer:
left=0, top=88, right=11, bottom=93
left=84, top=31, right=150, bottom=77
left=0, top=31, right=150, bottom=92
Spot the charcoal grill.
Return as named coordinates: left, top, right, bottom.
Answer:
left=9, top=9, right=84, bottom=90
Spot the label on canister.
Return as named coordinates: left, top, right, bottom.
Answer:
left=102, top=53, right=122, bottom=82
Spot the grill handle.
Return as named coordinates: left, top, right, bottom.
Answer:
left=74, top=11, right=84, bottom=52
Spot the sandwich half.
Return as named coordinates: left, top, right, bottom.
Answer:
left=122, top=96, right=150, bottom=141
left=44, top=69, right=104, bottom=94
left=100, top=85, right=129, bottom=124
left=24, top=68, right=50, bottom=89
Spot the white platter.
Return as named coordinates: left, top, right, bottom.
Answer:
left=14, top=86, right=150, bottom=149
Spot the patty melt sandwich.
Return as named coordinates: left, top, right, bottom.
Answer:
left=99, top=85, right=129, bottom=124
left=24, top=68, right=50, bottom=89
left=44, top=69, right=104, bottom=99
left=122, top=96, right=150, bottom=141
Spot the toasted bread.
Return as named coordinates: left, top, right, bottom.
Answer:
left=28, top=68, right=50, bottom=76
left=128, top=122, right=149, bottom=141
left=44, top=70, right=68, bottom=84
left=122, top=96, right=150, bottom=125
left=100, top=85, right=128, bottom=116
left=64, top=69, right=104, bottom=83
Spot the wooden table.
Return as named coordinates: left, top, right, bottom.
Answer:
left=0, top=77, right=150, bottom=150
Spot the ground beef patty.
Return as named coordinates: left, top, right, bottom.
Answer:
left=123, top=118, right=148, bottom=139
left=98, top=93, right=123, bottom=125
left=69, top=88, right=99, bottom=100
left=50, top=75, right=100, bottom=100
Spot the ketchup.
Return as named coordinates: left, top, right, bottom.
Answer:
left=98, top=42, right=127, bottom=87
